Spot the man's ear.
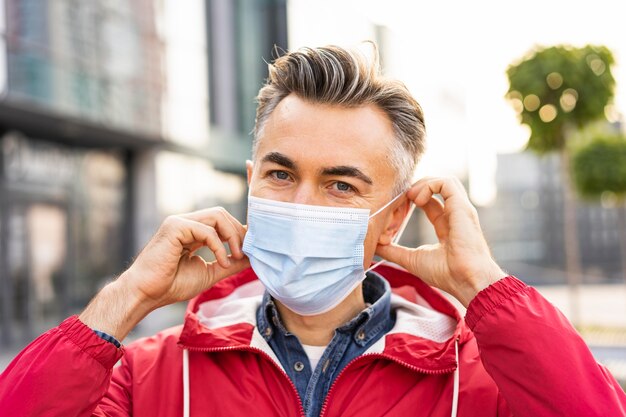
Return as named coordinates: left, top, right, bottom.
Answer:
left=378, top=199, right=411, bottom=246
left=246, top=160, right=254, bottom=186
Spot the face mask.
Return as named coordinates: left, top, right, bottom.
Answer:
left=242, top=193, right=414, bottom=316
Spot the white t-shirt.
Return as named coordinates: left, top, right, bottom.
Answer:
left=301, top=344, right=328, bottom=370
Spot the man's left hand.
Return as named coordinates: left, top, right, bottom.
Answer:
left=376, top=176, right=508, bottom=307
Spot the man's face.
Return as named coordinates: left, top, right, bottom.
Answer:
left=247, top=94, right=408, bottom=268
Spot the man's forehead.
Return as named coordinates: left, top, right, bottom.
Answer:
left=254, top=94, right=397, bottom=182
left=266, top=98, right=381, bottom=144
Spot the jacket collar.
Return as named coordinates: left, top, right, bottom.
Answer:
left=178, top=265, right=472, bottom=372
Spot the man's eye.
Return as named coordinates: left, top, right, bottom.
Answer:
left=272, top=170, right=290, bottom=180
left=335, top=182, right=354, bottom=192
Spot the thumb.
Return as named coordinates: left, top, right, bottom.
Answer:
left=376, top=243, right=440, bottom=280
left=207, top=255, right=251, bottom=287
left=375, top=243, right=413, bottom=270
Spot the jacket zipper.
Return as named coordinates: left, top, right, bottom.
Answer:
left=180, top=344, right=306, bottom=417
left=319, top=353, right=457, bottom=417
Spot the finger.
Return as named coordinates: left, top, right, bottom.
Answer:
left=406, top=176, right=436, bottom=201
left=421, top=195, right=445, bottom=225
left=211, top=214, right=244, bottom=258
left=185, top=241, right=206, bottom=255
left=408, top=177, right=468, bottom=206
left=218, top=217, right=246, bottom=259
left=171, top=217, right=231, bottom=268
left=227, top=235, right=244, bottom=259
left=201, top=227, right=231, bottom=268
left=420, top=196, right=449, bottom=241
left=183, top=207, right=246, bottom=257
left=218, top=208, right=247, bottom=237
left=184, top=207, right=246, bottom=236
left=220, top=212, right=247, bottom=260
left=207, top=255, right=251, bottom=285
left=186, top=238, right=241, bottom=260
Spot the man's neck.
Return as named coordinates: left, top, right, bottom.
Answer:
left=275, top=284, right=366, bottom=346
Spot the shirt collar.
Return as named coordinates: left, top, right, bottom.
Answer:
left=256, top=271, right=392, bottom=347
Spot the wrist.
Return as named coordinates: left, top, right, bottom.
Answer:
left=79, top=273, right=156, bottom=341
left=456, top=261, right=508, bottom=307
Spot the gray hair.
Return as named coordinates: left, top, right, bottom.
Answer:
left=253, top=43, right=426, bottom=195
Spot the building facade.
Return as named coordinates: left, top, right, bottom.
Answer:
left=479, top=151, right=625, bottom=286
left=0, top=0, right=287, bottom=350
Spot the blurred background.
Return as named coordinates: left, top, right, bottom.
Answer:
left=1, top=0, right=625, bottom=386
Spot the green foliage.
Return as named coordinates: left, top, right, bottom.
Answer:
left=506, top=45, right=616, bottom=154
left=571, top=134, right=626, bottom=199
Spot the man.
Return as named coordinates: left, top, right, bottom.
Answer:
left=1, top=44, right=624, bottom=417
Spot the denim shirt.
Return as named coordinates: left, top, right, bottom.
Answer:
left=255, top=272, right=395, bottom=417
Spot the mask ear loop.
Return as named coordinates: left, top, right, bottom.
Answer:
left=366, top=201, right=416, bottom=273
left=369, top=192, right=405, bottom=218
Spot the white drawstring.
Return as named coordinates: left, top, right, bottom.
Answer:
left=450, top=338, right=460, bottom=417
left=183, top=349, right=190, bottom=417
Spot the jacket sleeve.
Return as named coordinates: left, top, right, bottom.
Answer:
left=0, top=315, right=132, bottom=417
left=465, top=276, right=626, bottom=417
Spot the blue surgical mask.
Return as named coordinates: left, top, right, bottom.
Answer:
left=242, top=193, right=413, bottom=315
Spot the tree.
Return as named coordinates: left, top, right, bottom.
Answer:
left=572, top=133, right=626, bottom=287
left=506, top=45, right=616, bottom=324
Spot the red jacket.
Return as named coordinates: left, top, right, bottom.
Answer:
left=1, top=265, right=625, bottom=416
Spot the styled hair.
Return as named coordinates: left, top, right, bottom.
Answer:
left=253, top=43, right=426, bottom=195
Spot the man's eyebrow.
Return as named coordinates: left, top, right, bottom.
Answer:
left=260, top=152, right=297, bottom=170
left=321, top=166, right=373, bottom=185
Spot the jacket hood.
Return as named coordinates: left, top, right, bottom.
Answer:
left=178, top=264, right=473, bottom=372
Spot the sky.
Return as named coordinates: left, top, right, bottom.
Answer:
left=288, top=0, right=626, bottom=206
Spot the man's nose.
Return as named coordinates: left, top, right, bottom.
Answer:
left=291, top=183, right=322, bottom=206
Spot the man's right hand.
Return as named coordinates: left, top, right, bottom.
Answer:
left=79, top=207, right=250, bottom=341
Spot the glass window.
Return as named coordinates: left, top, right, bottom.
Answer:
left=0, top=133, right=128, bottom=349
